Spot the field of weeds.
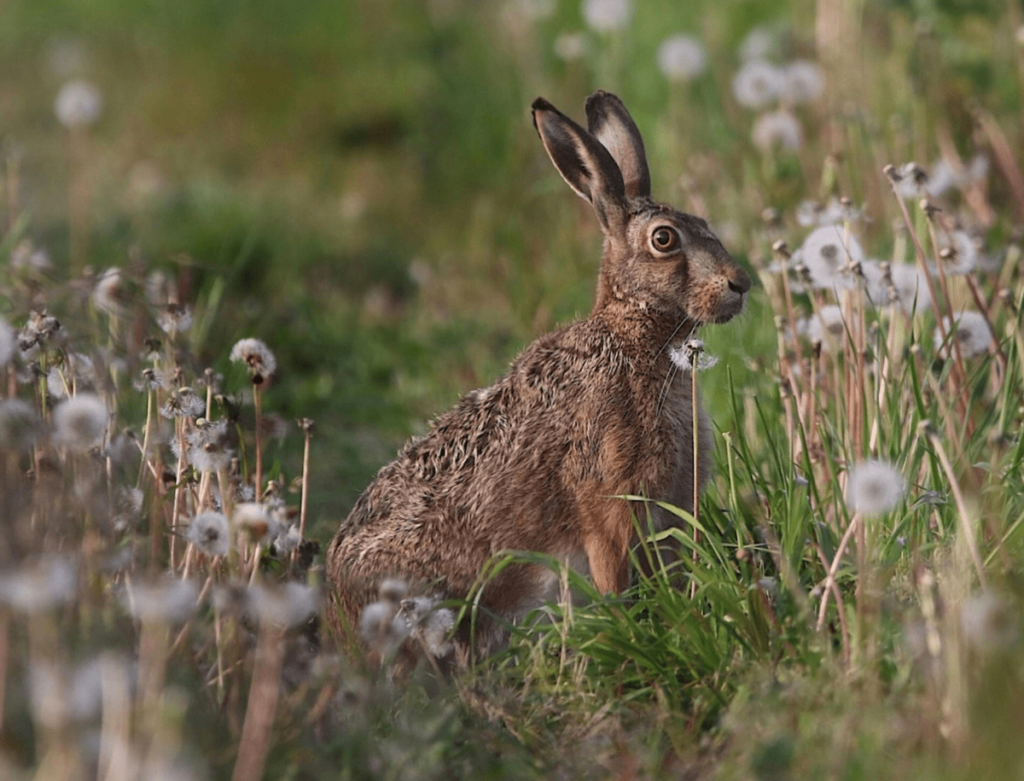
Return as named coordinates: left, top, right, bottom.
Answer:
left=1, top=0, right=1024, bottom=778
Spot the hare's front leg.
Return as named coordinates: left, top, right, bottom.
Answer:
left=581, top=500, right=633, bottom=594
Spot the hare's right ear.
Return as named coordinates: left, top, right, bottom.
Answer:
left=585, top=91, right=651, bottom=199
left=532, top=97, right=627, bottom=232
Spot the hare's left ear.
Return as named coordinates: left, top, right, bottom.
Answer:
left=585, top=91, right=651, bottom=199
left=532, top=97, right=627, bottom=232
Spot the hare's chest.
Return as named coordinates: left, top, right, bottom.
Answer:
left=653, top=379, right=710, bottom=513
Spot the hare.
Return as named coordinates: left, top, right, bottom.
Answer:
left=327, top=91, right=751, bottom=651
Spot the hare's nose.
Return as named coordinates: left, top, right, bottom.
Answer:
left=728, top=268, right=752, bottom=295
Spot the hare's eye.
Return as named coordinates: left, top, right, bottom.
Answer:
left=651, top=227, right=679, bottom=252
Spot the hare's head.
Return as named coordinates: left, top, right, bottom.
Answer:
left=532, top=91, right=751, bottom=325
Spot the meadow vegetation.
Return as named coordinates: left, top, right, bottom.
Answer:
left=1, top=0, right=1023, bottom=778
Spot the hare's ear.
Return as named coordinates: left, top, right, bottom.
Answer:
left=532, top=97, right=627, bottom=231
left=585, top=91, right=650, bottom=199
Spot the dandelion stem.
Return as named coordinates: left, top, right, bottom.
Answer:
left=253, top=383, right=263, bottom=499
left=925, top=430, right=987, bottom=589
left=230, top=625, right=285, bottom=781
left=816, top=512, right=861, bottom=633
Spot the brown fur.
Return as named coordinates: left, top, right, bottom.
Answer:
left=327, top=92, right=751, bottom=651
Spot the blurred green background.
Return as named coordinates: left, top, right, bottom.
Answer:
left=1, top=0, right=1017, bottom=539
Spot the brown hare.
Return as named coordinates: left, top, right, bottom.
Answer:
left=327, top=91, right=751, bottom=652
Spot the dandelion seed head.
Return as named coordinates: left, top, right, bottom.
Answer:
left=935, top=311, right=990, bottom=358
left=379, top=578, right=409, bottom=603
left=54, top=393, right=108, bottom=450
left=54, top=80, right=102, bottom=128
left=732, top=59, right=784, bottom=109
left=780, top=60, right=824, bottom=104
left=961, top=593, right=1018, bottom=652
left=92, top=268, right=126, bottom=316
left=124, top=577, right=198, bottom=623
left=11, top=240, right=53, bottom=274
left=799, top=225, right=864, bottom=291
left=0, top=556, right=78, bottom=613
left=657, top=34, right=707, bottom=81
left=248, top=582, right=320, bottom=628
left=799, top=305, right=847, bottom=352
left=233, top=502, right=278, bottom=543
left=157, top=304, right=193, bottom=335
left=230, top=338, right=276, bottom=385
left=895, top=161, right=929, bottom=199
left=669, top=339, right=719, bottom=372
left=738, top=27, right=777, bottom=61
left=846, top=459, right=905, bottom=516
left=553, top=31, right=587, bottom=61
left=186, top=418, right=232, bottom=473
left=0, top=399, right=40, bottom=451
left=272, top=524, right=303, bottom=555
left=160, top=387, right=205, bottom=420
left=751, top=109, right=803, bottom=152
left=929, top=230, right=978, bottom=276
left=581, top=0, right=632, bottom=33
left=796, top=197, right=861, bottom=227
left=187, top=511, right=231, bottom=558
left=133, top=367, right=171, bottom=392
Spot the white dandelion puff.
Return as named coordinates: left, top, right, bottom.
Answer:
left=780, top=60, right=824, bottom=104
left=738, top=27, right=776, bottom=61
left=553, top=31, right=587, bottom=61
left=799, top=225, right=864, bottom=291
left=272, top=524, right=303, bottom=555
left=656, top=34, right=707, bottom=81
left=53, top=393, right=108, bottom=450
left=0, top=399, right=40, bottom=451
left=160, top=387, right=205, bottom=419
left=894, top=162, right=930, bottom=199
left=0, top=557, right=78, bottom=613
left=669, top=339, right=719, bottom=372
left=54, top=80, right=102, bottom=128
left=935, top=311, right=991, bottom=358
left=732, top=59, right=784, bottom=109
left=230, top=338, right=277, bottom=384
left=846, top=460, right=905, bottom=516
left=187, top=511, right=231, bottom=558
left=248, top=582, right=320, bottom=628
left=929, top=229, right=978, bottom=276
left=800, top=304, right=848, bottom=352
left=961, top=593, right=1018, bottom=652
left=581, top=0, right=632, bottom=33
left=185, top=418, right=232, bottom=473
left=752, top=109, right=803, bottom=152
left=233, top=502, right=280, bottom=543
left=124, top=577, right=198, bottom=623
left=92, top=268, right=126, bottom=315
left=889, top=263, right=932, bottom=314
left=157, top=304, right=193, bottom=335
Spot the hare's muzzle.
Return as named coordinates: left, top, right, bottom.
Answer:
left=708, top=260, right=751, bottom=324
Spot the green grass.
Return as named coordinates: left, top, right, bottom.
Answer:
left=1, top=0, right=1024, bottom=778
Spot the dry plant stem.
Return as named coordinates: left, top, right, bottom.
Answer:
left=816, top=512, right=862, bottom=633
left=926, top=432, right=987, bottom=589
left=98, top=654, right=132, bottom=781
left=0, top=610, right=7, bottom=734
left=690, top=363, right=700, bottom=601
left=299, top=428, right=311, bottom=538
left=137, top=389, right=154, bottom=488
left=136, top=620, right=170, bottom=720
left=964, top=273, right=1008, bottom=371
left=975, top=108, right=1024, bottom=222
left=253, top=383, right=263, bottom=499
left=170, top=417, right=188, bottom=568
left=68, top=125, right=88, bottom=275
left=231, top=625, right=286, bottom=781
left=884, top=174, right=951, bottom=345
left=813, top=543, right=851, bottom=664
